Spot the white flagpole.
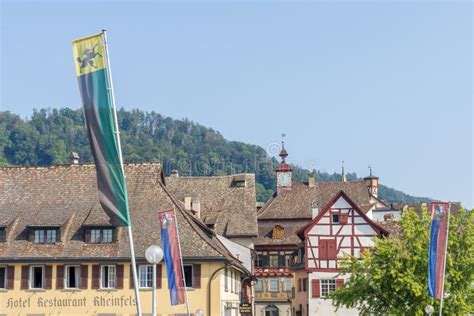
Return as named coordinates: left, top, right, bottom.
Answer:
left=102, top=29, right=143, bottom=316
left=439, top=202, right=451, bottom=316
left=173, top=207, right=191, bottom=315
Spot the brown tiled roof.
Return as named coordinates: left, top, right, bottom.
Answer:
left=0, top=164, right=246, bottom=270
left=257, top=181, right=371, bottom=220
left=165, top=174, right=258, bottom=238
left=255, top=220, right=310, bottom=247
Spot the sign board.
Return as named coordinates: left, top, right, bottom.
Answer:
left=240, top=303, right=252, bottom=314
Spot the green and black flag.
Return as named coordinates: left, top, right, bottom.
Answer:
left=72, top=33, right=130, bottom=227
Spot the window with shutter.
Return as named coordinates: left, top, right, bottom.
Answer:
left=44, top=265, right=52, bottom=289
left=0, top=267, right=6, bottom=289
left=7, top=266, right=14, bottom=290
left=183, top=265, right=193, bottom=288
left=92, top=265, right=100, bottom=289
left=311, top=279, right=320, bottom=298
left=65, top=266, right=80, bottom=289
left=56, top=265, right=64, bottom=289
left=340, top=213, right=348, bottom=225
left=116, top=265, right=123, bottom=289
left=21, top=266, right=29, bottom=290
left=80, top=265, right=88, bottom=289
left=193, top=264, right=201, bottom=289
left=328, top=239, right=337, bottom=259
left=319, top=240, right=328, bottom=259
left=156, top=264, right=162, bottom=289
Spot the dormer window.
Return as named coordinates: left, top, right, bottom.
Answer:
left=86, top=227, right=114, bottom=244
left=33, top=229, right=58, bottom=244
left=0, top=228, right=5, bottom=242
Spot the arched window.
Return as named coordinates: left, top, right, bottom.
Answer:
left=265, top=304, right=279, bottom=316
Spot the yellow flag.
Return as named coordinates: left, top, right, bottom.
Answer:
left=72, top=33, right=106, bottom=76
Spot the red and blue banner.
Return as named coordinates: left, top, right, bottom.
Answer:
left=428, top=202, right=450, bottom=299
left=159, top=209, right=185, bottom=305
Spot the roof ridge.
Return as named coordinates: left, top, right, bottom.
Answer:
left=0, top=162, right=162, bottom=171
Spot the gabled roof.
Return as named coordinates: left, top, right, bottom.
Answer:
left=0, top=163, right=247, bottom=271
left=297, top=190, right=389, bottom=239
left=165, top=174, right=258, bottom=238
left=257, top=180, right=372, bottom=220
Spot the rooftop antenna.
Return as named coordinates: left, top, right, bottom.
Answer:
left=368, top=165, right=373, bottom=176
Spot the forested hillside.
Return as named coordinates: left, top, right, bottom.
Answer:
left=0, top=108, right=431, bottom=203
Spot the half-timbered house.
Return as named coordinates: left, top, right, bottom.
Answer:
left=298, top=190, right=388, bottom=315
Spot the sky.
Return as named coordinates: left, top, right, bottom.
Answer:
left=1, top=1, right=472, bottom=207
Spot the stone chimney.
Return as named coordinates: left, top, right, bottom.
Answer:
left=170, top=170, right=179, bottom=177
left=184, top=197, right=192, bottom=210
left=69, top=152, right=80, bottom=165
left=191, top=199, right=201, bottom=218
left=308, top=172, right=316, bottom=187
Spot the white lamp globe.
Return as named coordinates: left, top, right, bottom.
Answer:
left=424, top=304, right=434, bottom=314
left=145, top=245, right=164, bottom=264
left=195, top=309, right=204, bottom=316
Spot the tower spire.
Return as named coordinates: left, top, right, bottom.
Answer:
left=279, top=133, right=288, bottom=163
left=341, top=160, right=347, bottom=183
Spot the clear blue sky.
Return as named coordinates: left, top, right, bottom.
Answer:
left=1, top=1, right=472, bottom=207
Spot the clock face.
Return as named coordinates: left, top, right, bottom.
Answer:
left=277, top=172, right=291, bottom=187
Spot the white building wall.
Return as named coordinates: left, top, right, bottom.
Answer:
left=308, top=272, right=359, bottom=316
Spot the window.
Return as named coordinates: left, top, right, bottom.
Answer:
left=269, top=255, right=278, bottom=267
left=139, top=265, right=153, bottom=288
left=0, top=267, right=5, bottom=289
left=255, top=254, right=264, bottom=267
left=284, top=278, right=292, bottom=292
left=319, top=239, right=337, bottom=259
left=255, top=278, right=263, bottom=292
left=332, top=213, right=340, bottom=224
left=265, top=305, right=279, bottom=316
left=268, top=278, right=279, bottom=292
left=101, top=265, right=116, bottom=289
left=65, top=265, right=79, bottom=289
left=30, top=266, right=44, bottom=289
left=90, top=228, right=114, bottom=244
left=0, top=228, right=5, bottom=242
left=34, top=229, right=57, bottom=244
left=224, top=267, right=228, bottom=291
left=320, top=279, right=336, bottom=297
left=183, top=265, right=193, bottom=288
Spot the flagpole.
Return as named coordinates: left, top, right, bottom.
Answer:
left=102, top=29, right=143, bottom=316
left=439, top=202, right=451, bottom=316
left=173, top=207, right=191, bottom=315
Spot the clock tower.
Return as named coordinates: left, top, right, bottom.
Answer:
left=276, top=138, right=292, bottom=194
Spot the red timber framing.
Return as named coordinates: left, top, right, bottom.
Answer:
left=298, top=191, right=389, bottom=273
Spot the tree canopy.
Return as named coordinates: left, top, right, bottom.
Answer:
left=331, top=208, right=474, bottom=315
left=0, top=108, right=431, bottom=203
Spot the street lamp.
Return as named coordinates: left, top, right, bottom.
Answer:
left=425, top=304, right=434, bottom=315
left=195, top=309, right=204, bottom=316
left=146, top=245, right=164, bottom=316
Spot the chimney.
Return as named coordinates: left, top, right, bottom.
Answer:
left=311, top=201, right=319, bottom=219
left=308, top=172, right=316, bottom=187
left=191, top=199, right=201, bottom=218
left=170, top=170, right=179, bottom=177
left=69, top=152, right=80, bottom=165
left=184, top=197, right=192, bottom=210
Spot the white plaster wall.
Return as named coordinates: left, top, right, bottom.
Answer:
left=308, top=272, right=359, bottom=316
left=333, top=197, right=352, bottom=209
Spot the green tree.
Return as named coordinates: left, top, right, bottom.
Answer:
left=330, top=208, right=474, bottom=315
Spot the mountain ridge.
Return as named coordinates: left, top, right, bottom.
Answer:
left=0, top=108, right=432, bottom=203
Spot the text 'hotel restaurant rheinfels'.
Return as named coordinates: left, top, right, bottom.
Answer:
left=0, top=146, right=427, bottom=316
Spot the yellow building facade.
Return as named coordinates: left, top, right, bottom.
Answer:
left=0, top=262, right=244, bottom=315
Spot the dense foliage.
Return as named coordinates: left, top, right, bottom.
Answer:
left=0, top=108, right=431, bottom=203
left=331, top=208, right=474, bottom=315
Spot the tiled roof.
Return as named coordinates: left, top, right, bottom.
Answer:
left=255, top=220, right=310, bottom=247
left=257, top=181, right=371, bottom=220
left=0, top=164, right=246, bottom=270
left=165, top=174, right=258, bottom=238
